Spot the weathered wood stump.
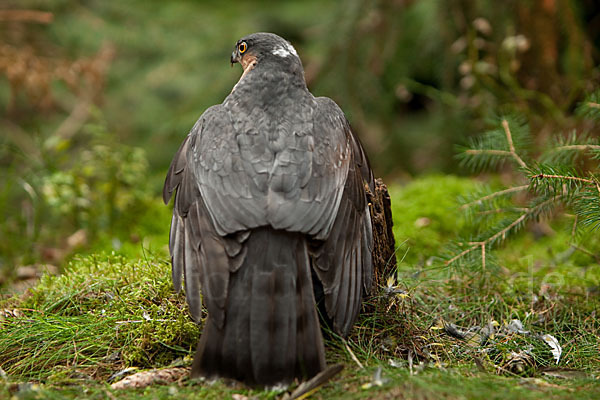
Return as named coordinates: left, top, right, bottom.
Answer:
left=367, top=178, right=397, bottom=289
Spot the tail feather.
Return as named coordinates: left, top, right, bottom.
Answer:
left=249, top=240, right=296, bottom=383
left=294, top=238, right=326, bottom=376
left=191, top=228, right=325, bottom=386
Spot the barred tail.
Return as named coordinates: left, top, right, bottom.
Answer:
left=191, top=228, right=326, bottom=386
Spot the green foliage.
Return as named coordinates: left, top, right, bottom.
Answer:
left=577, top=91, right=600, bottom=120
left=1, top=177, right=599, bottom=398
left=388, top=175, right=480, bottom=269
left=456, top=115, right=531, bottom=172
left=2, top=0, right=598, bottom=277
left=449, top=97, right=600, bottom=269
left=540, top=131, right=600, bottom=165
left=1, top=1, right=600, bottom=397
left=0, top=117, right=156, bottom=279
left=0, top=254, right=199, bottom=380
left=40, top=134, right=150, bottom=235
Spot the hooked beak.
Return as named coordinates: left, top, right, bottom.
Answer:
left=230, top=50, right=239, bottom=66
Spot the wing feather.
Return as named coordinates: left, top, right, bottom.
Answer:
left=165, top=90, right=373, bottom=343
left=310, top=98, right=374, bottom=336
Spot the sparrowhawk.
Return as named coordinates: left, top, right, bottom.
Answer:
left=163, top=32, right=374, bottom=386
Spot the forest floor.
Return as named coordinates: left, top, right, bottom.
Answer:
left=1, top=176, right=599, bottom=399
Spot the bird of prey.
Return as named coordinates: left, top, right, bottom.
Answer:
left=163, top=32, right=374, bottom=386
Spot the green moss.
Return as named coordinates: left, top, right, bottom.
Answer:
left=388, top=175, right=481, bottom=268
left=1, top=176, right=599, bottom=398
left=0, top=253, right=199, bottom=381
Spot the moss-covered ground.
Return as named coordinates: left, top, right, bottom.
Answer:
left=1, top=176, right=599, bottom=399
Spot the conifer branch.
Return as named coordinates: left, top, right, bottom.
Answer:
left=444, top=244, right=480, bottom=267
left=460, top=185, right=529, bottom=209
left=465, top=149, right=514, bottom=157
left=533, top=173, right=595, bottom=185
left=454, top=96, right=600, bottom=271
left=446, top=198, right=554, bottom=267
left=502, top=119, right=528, bottom=168
left=476, top=207, right=529, bottom=215
left=552, top=144, right=600, bottom=152
left=486, top=213, right=528, bottom=244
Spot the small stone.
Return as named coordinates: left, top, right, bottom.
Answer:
left=414, top=217, right=431, bottom=228
left=16, top=266, right=38, bottom=280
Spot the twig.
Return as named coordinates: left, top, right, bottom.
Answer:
left=465, top=149, right=514, bottom=157
left=481, top=243, right=486, bottom=270
left=502, top=119, right=528, bottom=169
left=551, top=144, right=600, bottom=153
left=476, top=207, right=529, bottom=215
left=460, top=185, right=529, bottom=209
left=533, top=173, right=595, bottom=185
left=446, top=198, right=555, bottom=267
left=445, top=244, right=480, bottom=267
left=463, top=241, right=486, bottom=270
left=487, top=213, right=528, bottom=243
left=342, top=339, right=364, bottom=369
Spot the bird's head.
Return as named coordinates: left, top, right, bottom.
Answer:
left=230, top=32, right=303, bottom=84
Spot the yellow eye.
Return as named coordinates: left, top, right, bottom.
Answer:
left=238, top=42, right=247, bottom=54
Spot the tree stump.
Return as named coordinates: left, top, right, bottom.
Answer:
left=367, top=178, right=397, bottom=289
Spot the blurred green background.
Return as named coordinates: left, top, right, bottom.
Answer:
left=1, top=0, right=599, bottom=283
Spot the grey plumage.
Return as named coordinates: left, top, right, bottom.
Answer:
left=163, top=32, right=373, bottom=386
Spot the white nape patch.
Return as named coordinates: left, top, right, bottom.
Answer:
left=272, top=42, right=298, bottom=58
